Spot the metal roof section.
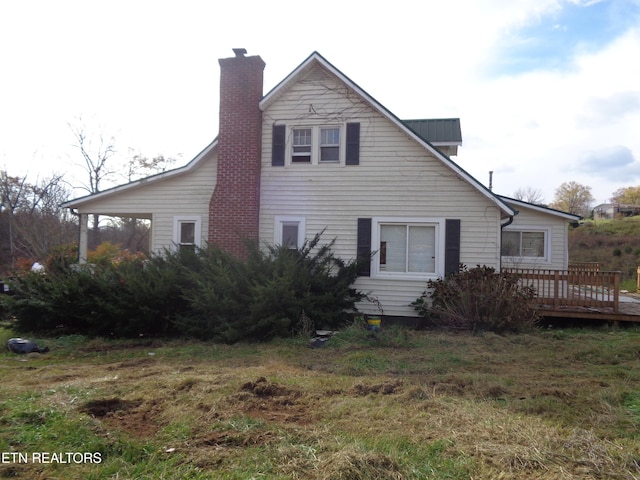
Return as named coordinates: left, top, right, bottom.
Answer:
left=497, top=195, right=581, bottom=221
left=402, top=119, right=462, bottom=146
left=62, top=138, right=218, bottom=208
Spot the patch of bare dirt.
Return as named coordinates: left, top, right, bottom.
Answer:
left=232, top=377, right=310, bottom=425
left=81, top=398, right=142, bottom=417
left=240, top=376, right=298, bottom=398
left=79, top=397, right=164, bottom=438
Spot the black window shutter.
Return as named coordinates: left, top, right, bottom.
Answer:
left=272, top=124, right=286, bottom=166
left=444, top=219, right=461, bottom=276
left=346, top=122, right=360, bottom=165
left=356, top=218, right=372, bottom=276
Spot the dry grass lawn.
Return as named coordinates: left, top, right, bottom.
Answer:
left=1, top=325, right=639, bottom=479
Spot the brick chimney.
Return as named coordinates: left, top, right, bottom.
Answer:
left=208, top=49, right=265, bottom=258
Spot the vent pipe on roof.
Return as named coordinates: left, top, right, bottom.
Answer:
left=489, top=171, right=493, bottom=191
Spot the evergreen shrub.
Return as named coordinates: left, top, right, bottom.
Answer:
left=175, top=233, right=363, bottom=342
left=3, top=233, right=364, bottom=341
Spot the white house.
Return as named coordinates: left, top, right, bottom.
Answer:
left=62, top=49, right=579, bottom=317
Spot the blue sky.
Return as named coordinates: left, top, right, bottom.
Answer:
left=0, top=0, right=639, bottom=206
left=493, top=0, right=640, bottom=74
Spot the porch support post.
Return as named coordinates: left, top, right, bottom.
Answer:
left=78, top=213, right=89, bottom=264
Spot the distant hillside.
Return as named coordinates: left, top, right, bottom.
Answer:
left=569, top=216, right=640, bottom=290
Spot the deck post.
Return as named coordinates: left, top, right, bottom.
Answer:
left=553, top=270, right=560, bottom=309
left=637, top=266, right=640, bottom=292
left=613, top=272, right=620, bottom=313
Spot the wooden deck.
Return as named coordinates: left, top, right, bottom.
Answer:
left=504, top=267, right=640, bottom=323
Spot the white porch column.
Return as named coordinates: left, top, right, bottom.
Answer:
left=78, top=213, right=89, bottom=264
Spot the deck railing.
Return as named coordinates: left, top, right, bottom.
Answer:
left=503, top=268, right=620, bottom=312
left=567, top=262, right=601, bottom=272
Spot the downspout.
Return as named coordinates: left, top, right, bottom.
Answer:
left=499, top=212, right=517, bottom=271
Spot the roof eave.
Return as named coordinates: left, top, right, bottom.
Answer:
left=62, top=138, right=218, bottom=209
left=498, top=195, right=581, bottom=221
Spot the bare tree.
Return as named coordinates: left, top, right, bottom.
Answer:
left=513, top=187, right=545, bottom=205
left=125, top=150, right=177, bottom=182
left=68, top=117, right=118, bottom=241
left=0, top=171, right=75, bottom=271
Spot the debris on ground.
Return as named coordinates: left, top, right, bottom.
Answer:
left=6, top=338, right=50, bottom=354
left=308, top=330, right=336, bottom=348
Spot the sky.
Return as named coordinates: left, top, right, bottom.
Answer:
left=1, top=0, right=639, bottom=206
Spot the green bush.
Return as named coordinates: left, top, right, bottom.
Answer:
left=176, top=233, right=363, bottom=342
left=4, top=255, right=186, bottom=337
left=4, top=233, right=363, bottom=342
left=412, top=265, right=539, bottom=333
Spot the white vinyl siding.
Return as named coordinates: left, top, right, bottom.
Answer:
left=501, top=202, right=572, bottom=270
left=71, top=149, right=217, bottom=254
left=260, top=64, right=502, bottom=316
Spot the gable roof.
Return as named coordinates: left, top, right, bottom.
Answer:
left=64, top=52, right=515, bottom=218
left=497, top=195, right=581, bottom=221
left=261, top=52, right=515, bottom=218
left=62, top=139, right=217, bottom=208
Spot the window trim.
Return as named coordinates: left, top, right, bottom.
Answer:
left=319, top=127, right=340, bottom=163
left=274, top=216, right=306, bottom=249
left=371, top=217, right=445, bottom=280
left=287, top=125, right=344, bottom=165
left=173, top=215, right=202, bottom=250
left=501, top=225, right=550, bottom=264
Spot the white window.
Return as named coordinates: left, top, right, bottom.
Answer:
left=274, top=216, right=306, bottom=249
left=320, top=127, right=340, bottom=162
left=289, top=125, right=343, bottom=165
left=501, top=227, right=549, bottom=262
left=173, top=216, right=202, bottom=250
left=292, top=128, right=312, bottom=163
left=372, top=217, right=445, bottom=279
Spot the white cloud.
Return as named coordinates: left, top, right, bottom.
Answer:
left=0, top=0, right=639, bottom=207
left=579, top=146, right=639, bottom=179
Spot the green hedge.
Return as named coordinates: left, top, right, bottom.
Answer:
left=2, top=233, right=363, bottom=342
